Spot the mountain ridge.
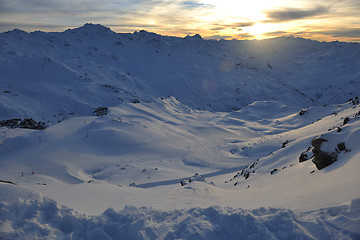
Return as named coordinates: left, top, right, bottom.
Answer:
left=1, top=23, right=359, bottom=121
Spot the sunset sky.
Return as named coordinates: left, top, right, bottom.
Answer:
left=0, top=0, right=359, bottom=42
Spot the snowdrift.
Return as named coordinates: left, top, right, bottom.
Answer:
left=1, top=185, right=359, bottom=240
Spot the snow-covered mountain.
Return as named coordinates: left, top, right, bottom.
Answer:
left=0, top=24, right=359, bottom=239
left=1, top=23, right=359, bottom=118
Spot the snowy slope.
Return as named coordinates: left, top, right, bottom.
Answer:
left=1, top=23, right=359, bottom=119
left=1, top=24, right=360, bottom=239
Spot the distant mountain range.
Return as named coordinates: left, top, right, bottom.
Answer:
left=1, top=23, right=359, bottom=121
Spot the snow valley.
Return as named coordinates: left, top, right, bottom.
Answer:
left=0, top=24, right=359, bottom=239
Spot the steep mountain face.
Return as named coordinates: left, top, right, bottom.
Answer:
left=1, top=23, right=359, bottom=121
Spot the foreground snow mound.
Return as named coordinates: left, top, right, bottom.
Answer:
left=0, top=186, right=359, bottom=240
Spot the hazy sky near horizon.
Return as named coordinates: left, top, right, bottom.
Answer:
left=0, top=0, right=359, bottom=42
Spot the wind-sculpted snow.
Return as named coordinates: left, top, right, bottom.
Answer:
left=1, top=187, right=359, bottom=240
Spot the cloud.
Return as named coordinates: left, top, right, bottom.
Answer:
left=0, top=0, right=359, bottom=42
left=0, top=0, right=165, bottom=16
left=317, top=28, right=360, bottom=38
left=231, top=22, right=255, bottom=28
left=181, top=1, right=210, bottom=9
left=0, top=22, right=65, bottom=30
left=209, top=22, right=255, bottom=32
left=337, top=0, right=360, bottom=9
left=204, top=35, right=232, bottom=40
left=0, top=0, right=201, bottom=33
left=260, top=27, right=360, bottom=42
left=234, top=32, right=254, bottom=39
left=262, top=31, right=289, bottom=37
left=264, top=6, right=329, bottom=22
left=210, top=27, right=226, bottom=31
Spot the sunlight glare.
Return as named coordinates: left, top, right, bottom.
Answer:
left=196, top=0, right=291, bottom=38
left=246, top=23, right=275, bottom=38
left=202, top=0, right=284, bottom=20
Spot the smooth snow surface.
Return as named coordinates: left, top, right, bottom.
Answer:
left=1, top=24, right=360, bottom=239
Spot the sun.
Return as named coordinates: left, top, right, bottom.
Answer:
left=196, top=0, right=294, bottom=39
left=245, top=23, right=276, bottom=39
left=194, top=0, right=304, bottom=39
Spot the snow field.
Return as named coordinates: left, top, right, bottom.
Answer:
left=1, top=184, right=359, bottom=240
left=1, top=24, right=360, bottom=239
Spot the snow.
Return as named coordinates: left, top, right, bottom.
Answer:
left=0, top=24, right=360, bottom=239
left=1, top=185, right=359, bottom=239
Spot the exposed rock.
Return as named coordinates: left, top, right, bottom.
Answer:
left=299, top=152, right=310, bottom=163
left=270, top=169, right=278, bottom=175
left=311, top=137, right=349, bottom=170
left=336, top=142, right=349, bottom=152
left=93, top=107, right=108, bottom=116
left=299, top=145, right=314, bottom=163
left=347, top=96, right=359, bottom=105
left=282, top=140, right=289, bottom=148
left=19, top=118, right=46, bottom=130
left=312, top=149, right=336, bottom=170
left=184, top=34, right=203, bottom=40
left=180, top=173, right=206, bottom=186
left=299, top=109, right=308, bottom=116
left=311, top=137, right=336, bottom=170
left=311, top=137, right=327, bottom=149
left=244, top=171, right=250, bottom=180
left=0, top=118, right=21, bottom=128
left=0, top=118, right=46, bottom=129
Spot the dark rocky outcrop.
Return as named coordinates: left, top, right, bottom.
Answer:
left=19, top=118, right=46, bottom=130
left=282, top=140, right=289, bottom=148
left=180, top=173, right=206, bottom=186
left=347, top=96, right=359, bottom=105
left=337, top=142, right=347, bottom=152
left=299, top=146, right=314, bottom=163
left=93, top=107, right=108, bottom=116
left=0, top=119, right=21, bottom=128
left=0, top=118, right=46, bottom=129
left=311, top=137, right=349, bottom=170
left=299, top=152, right=311, bottom=163
left=299, top=109, right=308, bottom=116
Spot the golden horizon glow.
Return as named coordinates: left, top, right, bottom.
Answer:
left=0, top=0, right=359, bottom=42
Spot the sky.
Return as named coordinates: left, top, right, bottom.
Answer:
left=0, top=0, right=359, bottom=42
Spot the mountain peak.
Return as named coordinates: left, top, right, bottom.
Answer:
left=82, top=23, right=110, bottom=30
left=184, top=33, right=203, bottom=40
left=68, top=23, right=114, bottom=34
left=3, top=28, right=28, bottom=35
left=133, top=30, right=162, bottom=38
